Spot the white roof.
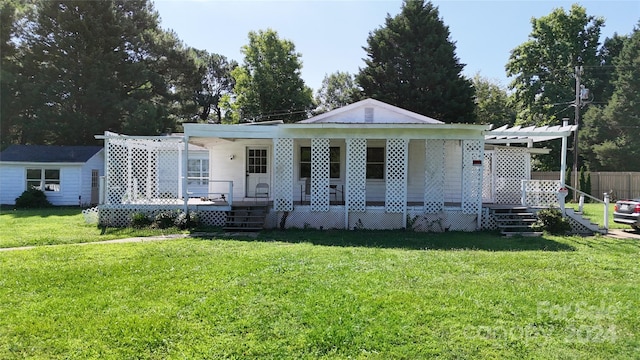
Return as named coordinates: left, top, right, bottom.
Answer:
left=485, top=124, right=577, bottom=144
left=299, top=98, right=444, bottom=124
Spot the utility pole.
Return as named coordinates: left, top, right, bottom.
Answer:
left=573, top=65, right=582, bottom=201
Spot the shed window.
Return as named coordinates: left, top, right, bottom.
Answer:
left=300, top=146, right=340, bottom=179
left=26, top=168, right=60, bottom=191
left=366, top=147, right=385, bottom=179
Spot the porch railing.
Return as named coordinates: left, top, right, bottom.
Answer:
left=521, top=180, right=562, bottom=208
left=565, top=184, right=610, bottom=230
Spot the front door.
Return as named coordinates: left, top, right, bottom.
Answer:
left=91, top=169, right=100, bottom=205
left=246, top=147, right=270, bottom=197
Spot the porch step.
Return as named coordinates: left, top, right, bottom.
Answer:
left=224, top=204, right=268, bottom=231
left=490, top=206, right=541, bottom=237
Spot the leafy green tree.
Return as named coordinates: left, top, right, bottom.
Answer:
left=190, top=50, right=237, bottom=123
left=581, top=25, right=640, bottom=171
left=232, top=29, right=313, bottom=123
left=314, top=71, right=361, bottom=114
left=506, top=4, right=604, bottom=171
left=507, top=4, right=603, bottom=127
left=356, top=0, right=475, bottom=123
left=5, top=0, right=199, bottom=145
left=472, top=75, right=515, bottom=127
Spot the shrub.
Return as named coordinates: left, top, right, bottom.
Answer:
left=532, top=208, right=571, bottom=235
left=153, top=210, right=177, bottom=229
left=174, top=211, right=200, bottom=230
left=15, top=187, right=52, bottom=208
left=130, top=212, right=152, bottom=228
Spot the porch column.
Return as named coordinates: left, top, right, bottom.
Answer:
left=311, top=138, right=330, bottom=212
left=385, top=138, right=408, bottom=215
left=346, top=138, right=367, bottom=228
left=424, top=139, right=445, bottom=213
left=560, top=119, right=569, bottom=186
left=462, top=140, right=484, bottom=229
left=182, top=135, right=189, bottom=212
left=273, top=138, right=294, bottom=211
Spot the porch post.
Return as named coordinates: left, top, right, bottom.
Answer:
left=182, top=135, right=189, bottom=212
left=560, top=118, right=568, bottom=186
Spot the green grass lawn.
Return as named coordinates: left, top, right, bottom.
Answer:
left=1, top=227, right=639, bottom=359
left=0, top=207, right=187, bottom=248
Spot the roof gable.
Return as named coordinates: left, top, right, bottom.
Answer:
left=0, top=145, right=103, bottom=163
left=299, top=98, right=444, bottom=124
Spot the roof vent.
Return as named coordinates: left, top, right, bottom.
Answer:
left=364, top=107, right=374, bottom=123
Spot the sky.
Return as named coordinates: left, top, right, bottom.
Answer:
left=153, top=0, right=639, bottom=92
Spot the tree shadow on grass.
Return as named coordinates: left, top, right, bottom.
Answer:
left=196, top=229, right=576, bottom=252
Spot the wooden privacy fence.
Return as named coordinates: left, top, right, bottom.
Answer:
left=532, top=172, right=640, bottom=200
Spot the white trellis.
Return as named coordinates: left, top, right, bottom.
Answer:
left=495, top=147, right=530, bottom=204
left=462, top=140, right=483, bottom=214
left=346, top=138, right=367, bottom=212
left=311, top=138, right=330, bottom=212
left=385, top=138, right=407, bottom=213
left=424, top=139, right=445, bottom=213
left=273, top=138, right=294, bottom=211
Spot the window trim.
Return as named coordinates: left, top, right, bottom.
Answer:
left=26, top=168, right=61, bottom=192
left=187, top=159, right=209, bottom=186
left=299, top=146, right=341, bottom=180
left=366, top=147, right=385, bottom=180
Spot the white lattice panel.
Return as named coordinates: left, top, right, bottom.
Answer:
left=407, top=209, right=478, bottom=232
left=280, top=207, right=345, bottom=229
left=311, top=138, right=330, bottom=212
left=523, top=180, right=560, bottom=207
left=424, top=139, right=445, bottom=213
left=348, top=211, right=404, bottom=230
left=462, top=140, right=483, bottom=214
left=105, top=137, right=183, bottom=207
left=347, top=138, right=367, bottom=212
left=385, top=138, right=407, bottom=213
left=482, top=151, right=494, bottom=203
left=273, top=138, right=294, bottom=211
left=495, top=147, right=530, bottom=204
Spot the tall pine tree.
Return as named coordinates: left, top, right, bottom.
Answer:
left=356, top=0, right=475, bottom=123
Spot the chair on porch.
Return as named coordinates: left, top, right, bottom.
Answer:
left=255, top=182, right=269, bottom=202
left=300, top=177, right=311, bottom=203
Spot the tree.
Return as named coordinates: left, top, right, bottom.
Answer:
left=4, top=0, right=199, bottom=146
left=0, top=0, right=32, bottom=149
left=232, top=29, right=313, bottom=123
left=506, top=4, right=604, bottom=171
left=506, top=4, right=604, bottom=127
left=356, top=0, right=475, bottom=123
left=580, top=25, right=640, bottom=171
left=190, top=50, right=237, bottom=123
left=314, top=71, right=361, bottom=114
left=472, top=75, right=515, bottom=128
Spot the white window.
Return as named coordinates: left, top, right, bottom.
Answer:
left=26, top=168, right=60, bottom=192
left=300, top=146, right=340, bottom=179
left=187, top=159, right=209, bottom=185
left=366, top=147, right=385, bottom=179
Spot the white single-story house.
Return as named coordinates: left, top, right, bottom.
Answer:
left=0, top=145, right=104, bottom=206
left=96, top=98, right=584, bottom=233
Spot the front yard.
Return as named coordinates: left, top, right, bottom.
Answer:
left=0, top=209, right=638, bottom=358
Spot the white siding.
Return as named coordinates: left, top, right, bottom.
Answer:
left=444, top=140, right=462, bottom=203
left=80, top=151, right=105, bottom=206
left=407, top=139, right=426, bottom=203
left=208, top=139, right=272, bottom=199
left=0, top=165, right=26, bottom=205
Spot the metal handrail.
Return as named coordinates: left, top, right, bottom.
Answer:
left=564, top=184, right=610, bottom=230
